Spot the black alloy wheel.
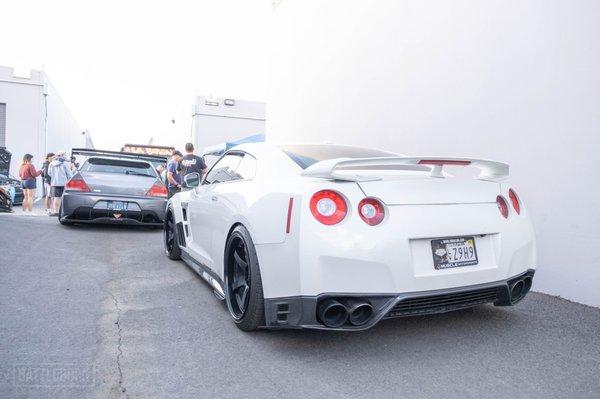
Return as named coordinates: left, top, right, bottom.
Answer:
left=225, top=225, right=265, bottom=331
left=228, top=238, right=251, bottom=318
left=164, top=209, right=181, bottom=260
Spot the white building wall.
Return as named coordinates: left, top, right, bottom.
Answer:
left=45, top=79, right=85, bottom=156
left=268, top=1, right=600, bottom=306
left=0, top=66, right=84, bottom=194
left=0, top=67, right=45, bottom=178
left=192, top=96, right=265, bottom=154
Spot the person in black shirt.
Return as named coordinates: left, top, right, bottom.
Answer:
left=179, top=143, right=208, bottom=182
left=42, top=152, right=55, bottom=214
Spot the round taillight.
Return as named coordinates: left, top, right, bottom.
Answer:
left=508, top=189, right=520, bottom=215
left=310, top=190, right=347, bottom=225
left=496, top=195, right=509, bottom=219
left=358, top=198, right=385, bottom=226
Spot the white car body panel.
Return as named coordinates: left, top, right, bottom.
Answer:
left=166, top=142, right=536, bottom=329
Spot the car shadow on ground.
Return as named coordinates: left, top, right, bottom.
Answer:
left=249, top=303, right=530, bottom=359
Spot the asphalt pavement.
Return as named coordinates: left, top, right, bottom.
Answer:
left=1, top=211, right=599, bottom=399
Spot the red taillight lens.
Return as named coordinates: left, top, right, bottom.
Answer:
left=65, top=177, right=90, bottom=192
left=496, top=195, right=509, bottom=219
left=310, top=190, right=347, bottom=225
left=146, top=183, right=168, bottom=197
left=508, top=189, right=520, bottom=215
left=358, top=198, right=385, bottom=226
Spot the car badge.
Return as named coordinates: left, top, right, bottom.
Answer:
left=113, top=213, right=122, bottom=219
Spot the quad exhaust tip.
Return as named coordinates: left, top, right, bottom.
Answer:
left=347, top=301, right=374, bottom=326
left=318, top=299, right=348, bottom=328
left=318, top=299, right=374, bottom=328
left=510, top=276, right=533, bottom=303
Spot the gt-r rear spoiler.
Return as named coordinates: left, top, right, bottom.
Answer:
left=301, top=157, right=509, bottom=182
left=71, top=148, right=168, bottom=163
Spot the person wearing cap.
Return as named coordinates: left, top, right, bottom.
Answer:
left=166, top=150, right=183, bottom=198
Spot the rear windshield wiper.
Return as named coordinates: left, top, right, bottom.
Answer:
left=125, top=170, right=154, bottom=177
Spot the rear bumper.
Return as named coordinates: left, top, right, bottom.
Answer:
left=264, top=269, right=535, bottom=331
left=60, top=192, right=166, bottom=226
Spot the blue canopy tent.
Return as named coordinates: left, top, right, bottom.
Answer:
left=202, top=134, right=265, bottom=157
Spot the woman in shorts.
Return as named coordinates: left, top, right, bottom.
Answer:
left=18, top=154, right=43, bottom=213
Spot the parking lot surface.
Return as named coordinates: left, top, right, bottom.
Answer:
left=1, top=214, right=599, bottom=398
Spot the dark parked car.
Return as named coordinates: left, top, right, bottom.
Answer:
left=59, top=149, right=168, bottom=227
left=0, top=173, right=24, bottom=205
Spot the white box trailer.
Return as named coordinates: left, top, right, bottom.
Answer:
left=191, top=96, right=265, bottom=155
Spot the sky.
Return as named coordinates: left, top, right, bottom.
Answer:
left=0, top=0, right=270, bottom=150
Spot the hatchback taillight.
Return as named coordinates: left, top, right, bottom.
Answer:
left=310, top=190, right=347, bottom=225
left=65, top=177, right=90, bottom=192
left=496, top=195, right=509, bottom=219
left=358, top=198, right=385, bottom=226
left=146, top=183, right=168, bottom=198
left=508, top=189, right=520, bottom=215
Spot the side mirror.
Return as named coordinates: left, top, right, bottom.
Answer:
left=183, top=172, right=200, bottom=188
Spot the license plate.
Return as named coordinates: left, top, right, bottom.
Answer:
left=108, top=201, right=126, bottom=211
left=431, top=236, right=478, bottom=269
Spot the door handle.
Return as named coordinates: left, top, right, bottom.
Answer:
left=211, top=196, right=218, bottom=201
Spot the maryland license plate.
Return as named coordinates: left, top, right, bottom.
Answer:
left=431, top=237, right=478, bottom=269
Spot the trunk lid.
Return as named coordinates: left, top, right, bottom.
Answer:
left=358, top=176, right=500, bottom=205
left=80, top=171, right=156, bottom=196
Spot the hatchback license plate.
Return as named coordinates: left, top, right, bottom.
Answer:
left=431, top=237, right=478, bottom=269
left=108, top=201, right=126, bottom=211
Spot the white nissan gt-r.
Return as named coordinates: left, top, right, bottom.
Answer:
left=164, top=143, right=535, bottom=331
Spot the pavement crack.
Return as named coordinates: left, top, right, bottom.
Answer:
left=109, top=290, right=130, bottom=399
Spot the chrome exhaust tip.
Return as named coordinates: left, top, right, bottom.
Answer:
left=318, top=299, right=348, bottom=328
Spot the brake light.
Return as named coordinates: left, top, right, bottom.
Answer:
left=310, top=190, right=347, bottom=225
left=146, top=183, right=168, bottom=197
left=508, top=189, right=520, bottom=215
left=496, top=195, right=509, bottom=219
left=65, top=177, right=90, bottom=192
left=358, top=198, right=385, bottom=226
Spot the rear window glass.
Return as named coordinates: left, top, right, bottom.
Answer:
left=278, top=144, right=398, bottom=169
left=81, top=158, right=156, bottom=177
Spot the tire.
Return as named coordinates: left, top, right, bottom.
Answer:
left=224, top=225, right=265, bottom=331
left=164, top=208, right=181, bottom=260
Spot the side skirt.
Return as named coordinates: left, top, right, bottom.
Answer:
left=181, top=250, right=226, bottom=300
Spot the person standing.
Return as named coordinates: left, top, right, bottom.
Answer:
left=41, top=152, right=55, bottom=214
left=179, top=143, right=208, bottom=181
left=48, top=151, right=72, bottom=216
left=18, top=154, right=43, bottom=213
left=166, top=150, right=182, bottom=198
left=69, top=155, right=80, bottom=172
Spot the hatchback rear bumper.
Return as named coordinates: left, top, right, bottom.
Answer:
left=263, top=269, right=535, bottom=331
